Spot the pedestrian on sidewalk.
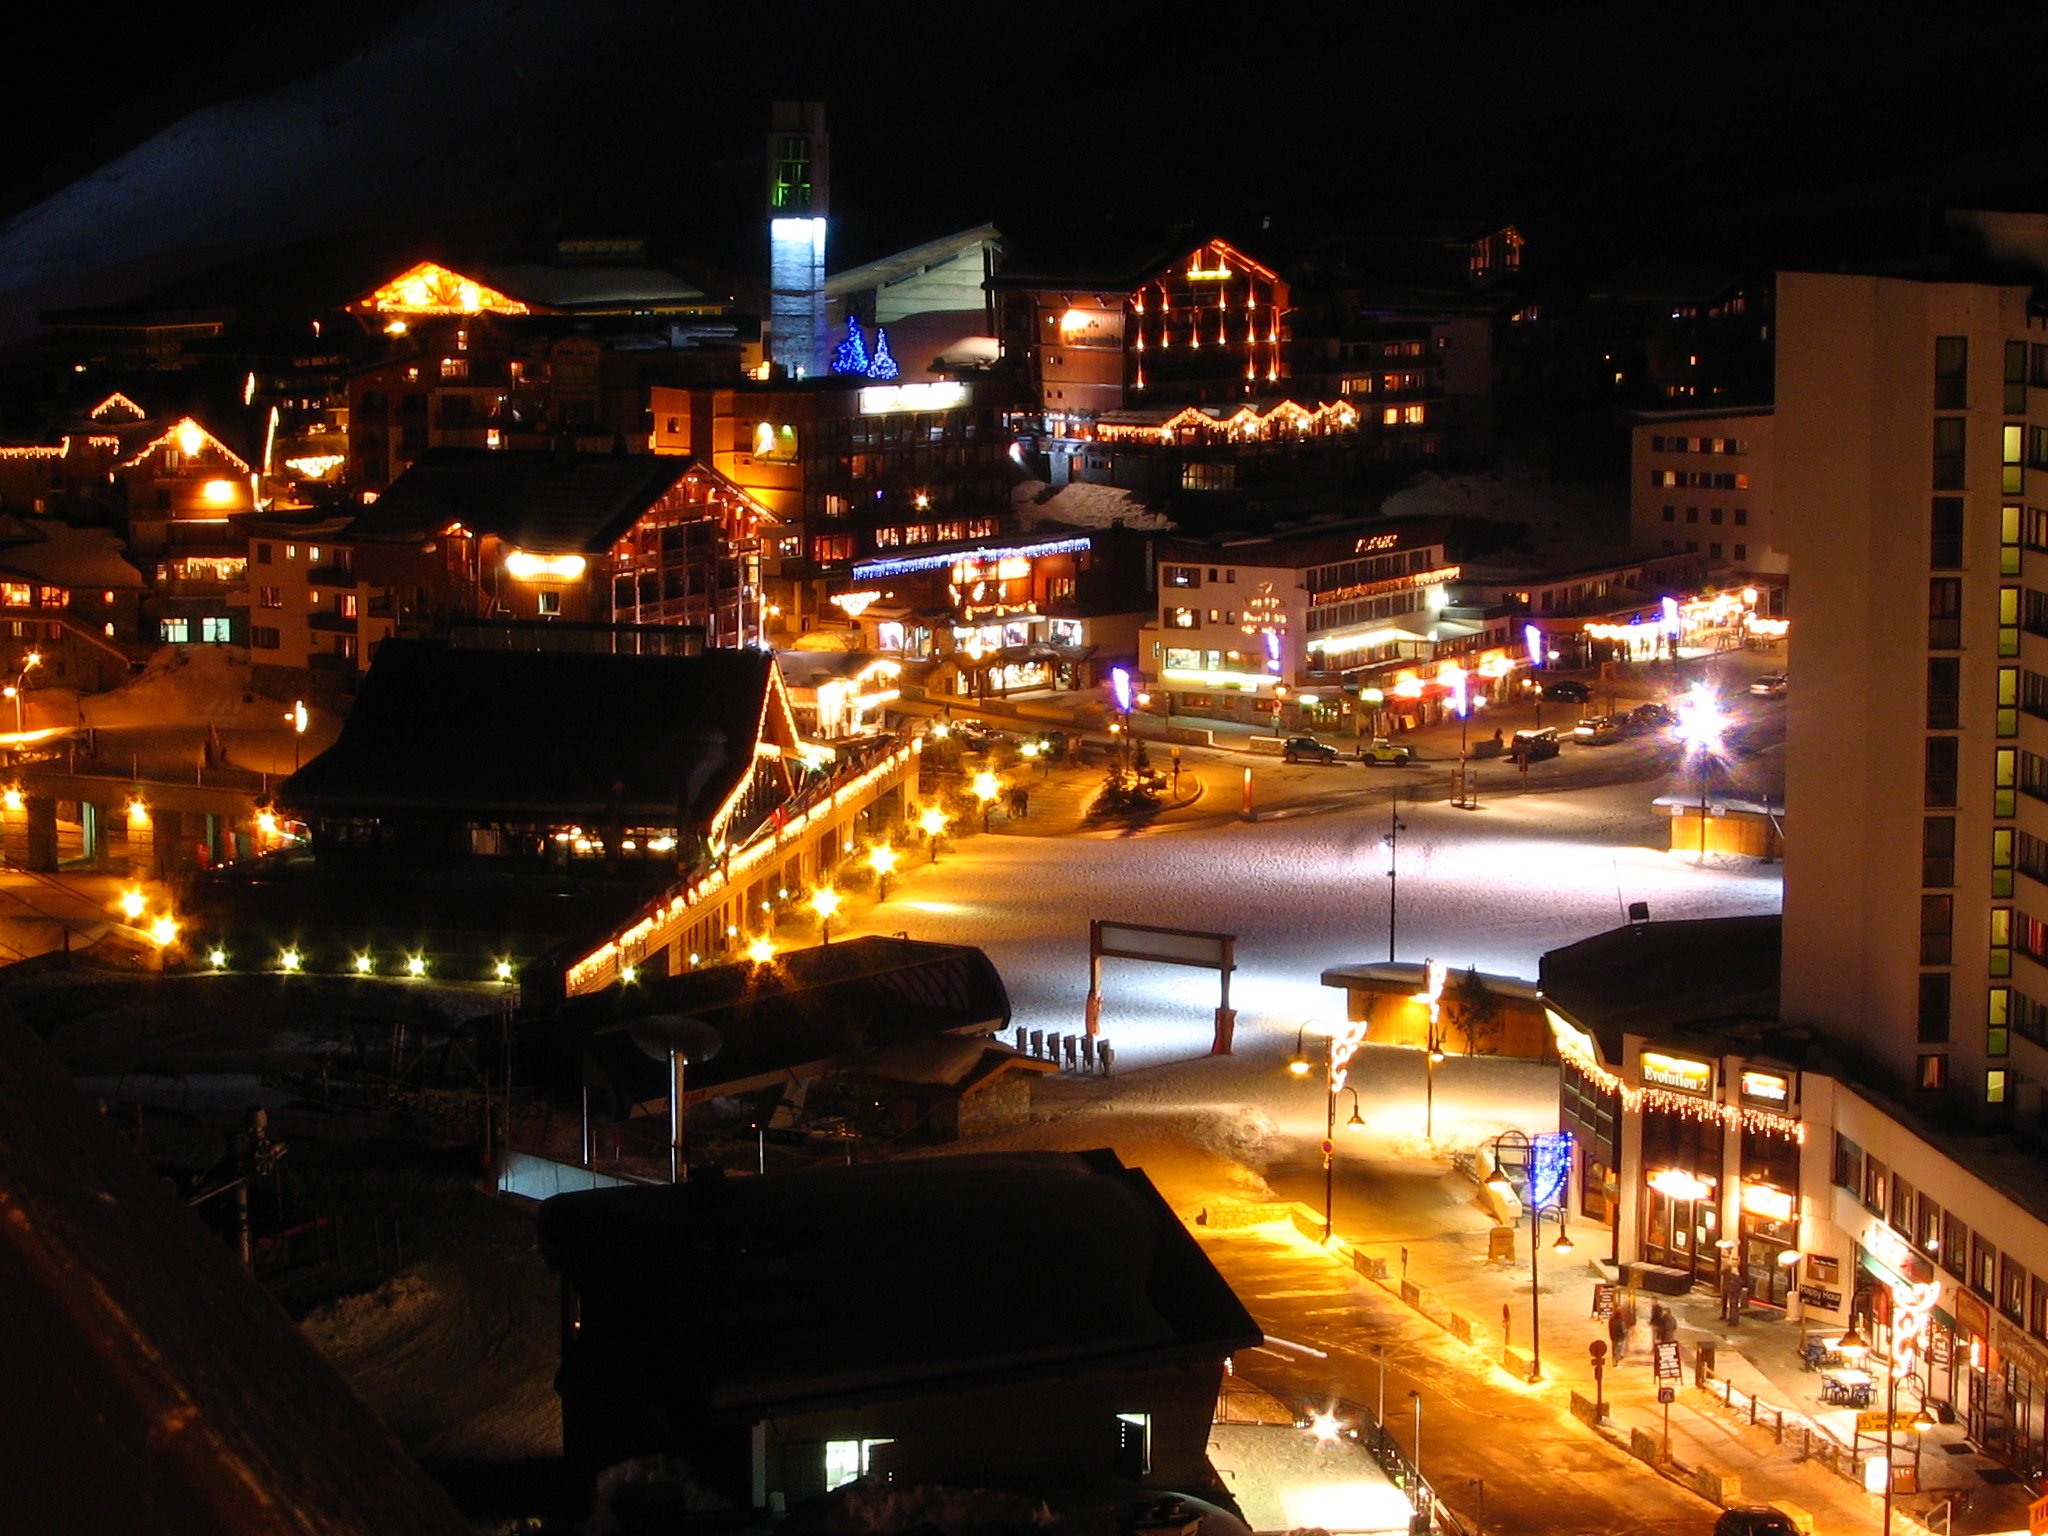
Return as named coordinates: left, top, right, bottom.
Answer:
left=1607, top=1301, right=1630, bottom=1361
left=1721, top=1267, right=1748, bottom=1327
left=1652, top=1301, right=1678, bottom=1345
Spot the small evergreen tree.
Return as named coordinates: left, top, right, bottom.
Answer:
left=867, top=326, right=900, bottom=380
left=830, top=315, right=871, bottom=376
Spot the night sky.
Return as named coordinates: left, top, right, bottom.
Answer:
left=3, top=0, right=2046, bottom=330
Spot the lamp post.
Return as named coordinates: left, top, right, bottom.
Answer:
left=1384, top=796, right=1406, bottom=963
left=809, top=886, right=840, bottom=944
left=973, top=770, right=1001, bottom=831
left=5, top=649, right=39, bottom=734
left=1408, top=1390, right=1425, bottom=1520
left=1530, top=1203, right=1572, bottom=1382
left=868, top=842, right=897, bottom=899
left=1674, top=682, right=1724, bottom=868
left=1291, top=1023, right=1367, bottom=1244
left=287, top=697, right=308, bottom=772
left=919, top=805, right=948, bottom=862
left=1468, top=1478, right=1485, bottom=1536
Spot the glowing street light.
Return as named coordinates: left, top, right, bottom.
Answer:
left=353, top=952, right=374, bottom=974
left=810, top=886, right=842, bottom=943
left=746, top=935, right=776, bottom=965
left=1307, top=1409, right=1342, bottom=1443
left=3, top=650, right=39, bottom=734
left=1673, top=682, right=1726, bottom=866
left=287, top=698, right=309, bottom=771
left=404, top=953, right=427, bottom=978
left=117, top=886, right=146, bottom=921
left=919, top=805, right=949, bottom=862
left=973, top=770, right=1001, bottom=831
left=279, top=947, right=303, bottom=973
left=207, top=946, right=228, bottom=970
left=868, top=842, right=898, bottom=899
left=494, top=958, right=515, bottom=982
left=147, top=914, right=179, bottom=949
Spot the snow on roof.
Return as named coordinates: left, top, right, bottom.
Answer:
left=537, top=1148, right=1262, bottom=1417
left=0, top=517, right=146, bottom=591
left=1012, top=479, right=1173, bottom=532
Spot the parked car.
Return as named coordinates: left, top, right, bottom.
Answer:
left=1359, top=737, right=1412, bottom=766
left=1540, top=678, right=1591, bottom=703
left=1750, top=672, right=1788, bottom=697
left=1571, top=715, right=1622, bottom=745
left=1627, top=701, right=1678, bottom=732
left=1712, top=1508, right=1799, bottom=1536
left=1282, top=734, right=1341, bottom=764
left=1508, top=727, right=1561, bottom=763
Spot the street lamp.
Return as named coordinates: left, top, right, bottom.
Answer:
left=973, top=770, right=1001, bottom=831
left=867, top=842, right=897, bottom=899
left=1673, top=681, right=1725, bottom=867
left=287, top=697, right=309, bottom=772
left=809, top=886, right=841, bottom=943
left=1408, top=1390, right=1425, bottom=1520
left=919, top=805, right=948, bottom=862
left=1290, top=1021, right=1369, bottom=1243
left=1383, top=796, right=1407, bottom=963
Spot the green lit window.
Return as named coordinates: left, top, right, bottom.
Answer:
left=1994, top=827, right=2015, bottom=897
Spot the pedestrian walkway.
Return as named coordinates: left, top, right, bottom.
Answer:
left=1304, top=1169, right=2034, bottom=1535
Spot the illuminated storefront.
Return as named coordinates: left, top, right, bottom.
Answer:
left=1582, top=586, right=1789, bottom=663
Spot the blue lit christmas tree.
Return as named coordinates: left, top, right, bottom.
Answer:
left=866, top=326, right=900, bottom=380
left=830, top=315, right=870, bottom=376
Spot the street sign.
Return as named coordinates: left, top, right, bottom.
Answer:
left=1653, top=1340, right=1682, bottom=1385
left=1858, top=1410, right=1919, bottom=1435
left=1658, top=1385, right=1675, bottom=1404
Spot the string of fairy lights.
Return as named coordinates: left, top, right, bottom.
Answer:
left=1552, top=1022, right=1805, bottom=1143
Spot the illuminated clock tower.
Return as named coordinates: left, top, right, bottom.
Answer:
left=766, top=101, right=829, bottom=379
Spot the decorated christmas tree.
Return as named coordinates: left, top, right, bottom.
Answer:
left=830, top=315, right=871, bottom=376
left=866, top=326, right=901, bottom=380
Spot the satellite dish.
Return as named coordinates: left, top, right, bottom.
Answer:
left=629, top=1013, right=723, bottom=1066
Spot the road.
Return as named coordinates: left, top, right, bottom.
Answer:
left=1204, top=1222, right=1708, bottom=1536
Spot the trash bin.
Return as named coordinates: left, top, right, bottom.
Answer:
left=1695, top=1341, right=1716, bottom=1387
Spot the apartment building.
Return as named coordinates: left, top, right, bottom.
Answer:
left=1779, top=221, right=2048, bottom=1126
left=1629, top=406, right=1782, bottom=579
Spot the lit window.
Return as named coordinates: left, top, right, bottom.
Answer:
left=822, top=1439, right=894, bottom=1490
left=159, top=618, right=190, bottom=643
left=1989, top=1068, right=2008, bottom=1104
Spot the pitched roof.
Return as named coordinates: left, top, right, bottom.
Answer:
left=0, top=1012, right=472, bottom=1536
left=280, top=638, right=774, bottom=823
left=564, top=935, right=1011, bottom=1105
left=346, top=449, right=710, bottom=552
left=0, top=516, right=147, bottom=590
left=535, top=1149, right=1262, bottom=1417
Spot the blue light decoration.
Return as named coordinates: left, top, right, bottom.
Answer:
left=1524, top=623, right=1544, bottom=670
left=830, top=315, right=871, bottom=376
left=851, top=536, right=1094, bottom=581
left=1111, top=666, right=1133, bottom=713
left=867, top=326, right=900, bottom=380
left=1529, top=1129, right=1573, bottom=1211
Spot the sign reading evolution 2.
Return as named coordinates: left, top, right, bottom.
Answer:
left=1639, top=1051, right=1713, bottom=1095
left=857, top=381, right=968, bottom=415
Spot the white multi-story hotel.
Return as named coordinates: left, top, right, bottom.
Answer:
left=1629, top=405, right=1782, bottom=579
left=1780, top=213, right=2048, bottom=1124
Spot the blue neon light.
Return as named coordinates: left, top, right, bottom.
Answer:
left=1530, top=1129, right=1572, bottom=1211
left=851, top=536, right=1094, bottom=581
left=1111, top=666, right=1132, bottom=712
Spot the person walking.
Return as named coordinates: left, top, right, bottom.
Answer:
left=1607, top=1301, right=1630, bottom=1362
left=1653, top=1301, right=1678, bottom=1345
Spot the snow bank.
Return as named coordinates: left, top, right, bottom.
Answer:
left=72, top=645, right=311, bottom=729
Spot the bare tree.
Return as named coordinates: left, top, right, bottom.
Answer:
left=1446, top=966, right=1504, bottom=1056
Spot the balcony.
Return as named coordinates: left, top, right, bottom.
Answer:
left=306, top=563, right=356, bottom=588
left=308, top=611, right=358, bottom=633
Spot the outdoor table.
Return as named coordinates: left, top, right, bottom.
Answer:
left=1822, top=1368, right=1874, bottom=1406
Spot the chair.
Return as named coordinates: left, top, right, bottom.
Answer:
left=1800, top=1341, right=1827, bottom=1371
left=1851, top=1383, right=1876, bottom=1409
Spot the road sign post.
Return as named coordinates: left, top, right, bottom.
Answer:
left=1590, top=1338, right=1607, bottom=1418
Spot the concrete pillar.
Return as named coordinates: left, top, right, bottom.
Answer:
left=23, top=796, right=55, bottom=873
left=84, top=800, right=113, bottom=873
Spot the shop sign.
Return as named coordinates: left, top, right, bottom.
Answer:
left=1858, top=1410, right=1918, bottom=1435
left=1640, top=1051, right=1712, bottom=1094
left=1799, top=1284, right=1843, bottom=1312
left=1654, top=1341, right=1683, bottom=1384
left=1931, top=1327, right=1952, bottom=1367
left=1741, top=1183, right=1796, bottom=1222
left=1807, top=1254, right=1841, bottom=1284
left=857, top=381, right=967, bottom=415
left=1863, top=1221, right=1933, bottom=1286
left=1593, top=1283, right=1617, bottom=1318
left=1354, top=533, right=1400, bottom=553
left=1740, top=1069, right=1790, bottom=1107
